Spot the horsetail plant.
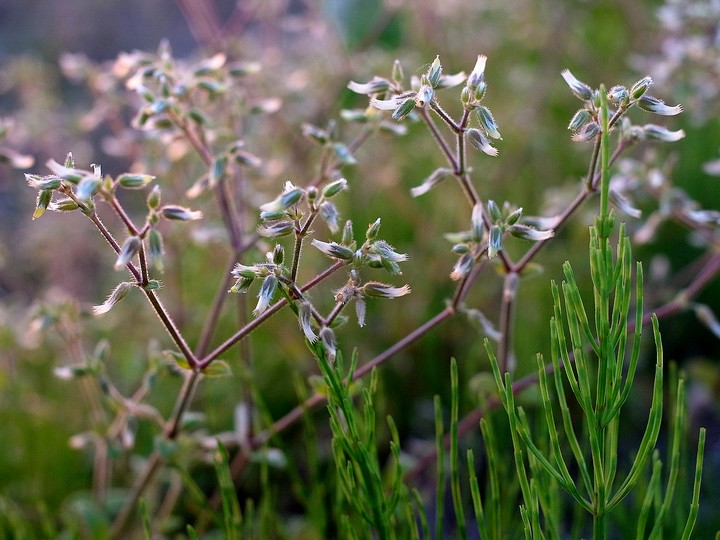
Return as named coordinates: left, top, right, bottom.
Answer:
left=485, top=75, right=705, bottom=538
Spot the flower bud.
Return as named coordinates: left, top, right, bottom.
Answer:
left=355, top=298, right=366, bottom=327
left=210, top=155, right=228, bottom=185
left=161, top=205, right=203, bottom=221
left=466, top=55, right=487, bottom=90
left=299, top=302, right=318, bottom=342
left=641, top=124, right=685, bottom=142
left=319, top=327, right=336, bottom=363
left=148, top=226, right=164, bottom=260
left=487, top=199, right=502, bottom=222
left=33, top=189, right=53, bottom=219
left=506, top=207, right=523, bottom=226
left=571, top=122, right=601, bottom=142
left=319, top=201, right=339, bottom=234
left=471, top=204, right=484, bottom=242
left=258, top=220, right=294, bottom=238
left=410, top=167, right=452, bottom=198
left=347, top=77, right=391, bottom=95
left=630, top=76, right=652, bottom=100
left=637, top=95, right=683, bottom=116
left=229, top=276, right=254, bottom=293
left=474, top=81, right=487, bottom=102
left=333, top=143, right=357, bottom=165
left=117, top=173, right=155, bottom=189
left=342, top=220, right=354, bottom=246
left=392, top=97, right=416, bottom=121
left=311, top=239, right=355, bottom=261
left=606, top=85, right=629, bottom=104
left=427, top=56, right=443, bottom=87
left=476, top=106, right=501, bottom=139
left=561, top=69, right=593, bottom=101
left=234, top=150, right=262, bottom=168
left=76, top=175, right=102, bottom=201
left=488, top=225, right=503, bottom=259
left=64, top=152, right=75, bottom=168
left=450, top=252, right=474, bottom=281
left=260, top=209, right=287, bottom=221
left=232, top=263, right=258, bottom=279
left=567, top=109, right=592, bottom=132
left=45, top=158, right=87, bottom=183
left=370, top=240, right=408, bottom=263
left=392, top=59, right=404, bottom=85
left=362, top=281, right=411, bottom=299
left=365, top=218, right=381, bottom=241
left=272, top=244, right=284, bottom=265
left=461, top=86, right=473, bottom=109
left=114, top=236, right=142, bottom=269
left=146, top=185, right=161, bottom=209
left=322, top=178, right=348, bottom=198
left=466, top=128, right=498, bottom=156
left=415, top=85, right=434, bottom=108
left=253, top=274, right=278, bottom=316
left=509, top=224, right=554, bottom=241
left=301, top=123, right=328, bottom=144
left=26, top=174, right=61, bottom=191
left=50, top=197, right=79, bottom=212
left=92, top=281, right=133, bottom=315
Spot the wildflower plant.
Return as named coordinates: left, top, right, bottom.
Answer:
left=13, top=31, right=717, bottom=539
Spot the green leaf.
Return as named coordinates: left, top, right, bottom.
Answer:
left=164, top=349, right=192, bottom=371
left=203, top=360, right=232, bottom=378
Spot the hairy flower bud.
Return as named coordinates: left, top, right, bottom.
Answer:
left=561, top=69, right=593, bottom=101
left=253, top=274, right=278, bottom=316
left=637, top=95, right=683, bottom=116
left=299, top=302, right=318, bottom=342
left=92, top=281, right=133, bottom=315
left=466, top=55, right=487, bottom=90
left=630, top=76, right=652, bottom=100
left=476, top=106, right=501, bottom=140
left=76, top=175, right=102, bottom=201
left=606, top=85, right=629, bottom=104
left=415, top=85, right=434, bottom=108
left=466, top=128, right=498, bottom=156
left=25, top=174, right=61, bottom=191
left=322, top=178, right=348, bottom=198
left=471, top=204, right=484, bottom=242
left=33, top=189, right=53, bottom=219
left=567, top=109, right=592, bottom=132
left=146, top=185, right=161, bottom=209
left=450, top=252, right=474, bottom=281
left=311, top=239, right=355, bottom=261
left=346, top=77, right=391, bottom=95
left=392, top=97, right=416, bottom=120
left=641, top=124, right=686, bottom=142
left=258, top=220, right=294, bottom=238
left=427, top=56, right=443, bottom=87
left=365, top=218, right=381, bottom=241
left=488, top=225, right=503, bottom=259
left=148, top=228, right=164, bottom=271
left=114, top=235, right=142, bottom=269
left=362, top=281, right=411, bottom=299
left=117, top=173, right=155, bottom=189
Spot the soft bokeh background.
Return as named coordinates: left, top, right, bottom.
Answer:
left=1, top=0, right=719, bottom=535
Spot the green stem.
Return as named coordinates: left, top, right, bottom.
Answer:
left=599, top=85, right=610, bottom=224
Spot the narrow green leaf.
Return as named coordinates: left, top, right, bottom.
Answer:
left=202, top=359, right=232, bottom=378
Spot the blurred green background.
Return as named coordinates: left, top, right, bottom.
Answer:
left=0, top=0, right=719, bottom=535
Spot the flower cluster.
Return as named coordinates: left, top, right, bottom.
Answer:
left=562, top=70, right=684, bottom=143
left=229, top=180, right=410, bottom=357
